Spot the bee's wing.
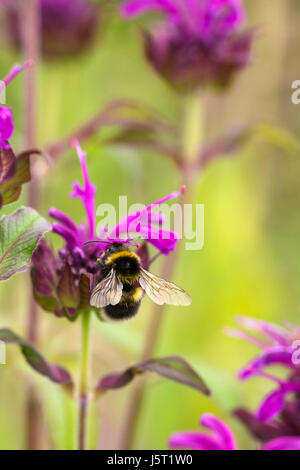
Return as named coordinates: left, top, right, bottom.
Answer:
left=90, top=269, right=123, bottom=308
left=139, top=267, right=191, bottom=306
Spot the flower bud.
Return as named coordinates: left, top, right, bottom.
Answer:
left=2, top=0, right=100, bottom=59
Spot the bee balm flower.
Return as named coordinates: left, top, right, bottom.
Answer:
left=121, top=0, right=253, bottom=91
left=227, top=316, right=300, bottom=445
left=31, top=140, right=185, bottom=320
left=2, top=0, right=100, bottom=59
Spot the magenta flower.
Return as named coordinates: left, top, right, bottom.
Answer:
left=0, top=62, right=32, bottom=149
left=170, top=413, right=237, bottom=450
left=2, top=0, right=100, bottom=59
left=120, top=0, right=253, bottom=90
left=227, top=316, right=300, bottom=444
left=169, top=413, right=300, bottom=450
left=31, top=140, right=184, bottom=319
left=0, top=107, right=14, bottom=149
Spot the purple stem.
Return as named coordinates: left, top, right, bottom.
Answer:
left=22, top=0, right=42, bottom=450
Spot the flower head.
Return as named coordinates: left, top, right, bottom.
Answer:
left=2, top=0, right=100, bottom=59
left=170, top=413, right=237, bottom=450
left=169, top=412, right=300, bottom=450
left=121, top=0, right=253, bottom=91
left=31, top=141, right=184, bottom=320
left=227, top=316, right=300, bottom=444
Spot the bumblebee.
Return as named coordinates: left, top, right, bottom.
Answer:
left=89, top=242, right=191, bottom=321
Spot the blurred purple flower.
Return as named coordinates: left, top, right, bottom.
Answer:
left=169, top=412, right=300, bottom=450
left=120, top=0, right=253, bottom=91
left=53, top=139, right=183, bottom=262
left=32, top=140, right=184, bottom=319
left=0, top=62, right=32, bottom=149
left=227, top=316, right=300, bottom=443
left=2, top=0, right=100, bottom=59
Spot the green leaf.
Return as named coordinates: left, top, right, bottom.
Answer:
left=96, top=355, right=211, bottom=396
left=0, top=328, right=73, bottom=386
left=0, top=206, right=51, bottom=281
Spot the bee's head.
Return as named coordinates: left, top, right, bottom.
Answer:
left=105, top=242, right=126, bottom=255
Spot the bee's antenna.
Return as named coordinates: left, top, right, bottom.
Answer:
left=83, top=240, right=109, bottom=246
left=83, top=238, right=140, bottom=248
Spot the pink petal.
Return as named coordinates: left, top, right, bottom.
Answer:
left=262, top=437, right=300, bottom=451
left=200, top=413, right=237, bottom=450
left=169, top=431, right=221, bottom=450
left=238, top=347, right=295, bottom=381
left=71, top=140, right=96, bottom=239
left=0, top=107, right=14, bottom=143
left=120, top=0, right=180, bottom=18
left=256, top=389, right=286, bottom=422
left=109, top=186, right=185, bottom=254
left=48, top=208, right=79, bottom=233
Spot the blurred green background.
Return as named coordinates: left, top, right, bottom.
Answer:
left=1, top=0, right=300, bottom=450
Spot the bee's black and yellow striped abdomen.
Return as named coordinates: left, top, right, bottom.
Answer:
left=104, top=285, right=143, bottom=320
left=102, top=248, right=143, bottom=320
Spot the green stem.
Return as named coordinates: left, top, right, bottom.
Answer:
left=77, top=309, right=92, bottom=451
left=182, top=91, right=204, bottom=163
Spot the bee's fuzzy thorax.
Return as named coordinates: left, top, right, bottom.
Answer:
left=105, top=250, right=140, bottom=265
left=105, top=249, right=141, bottom=284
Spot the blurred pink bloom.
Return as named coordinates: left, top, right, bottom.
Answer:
left=227, top=316, right=300, bottom=443
left=170, top=413, right=237, bottom=450
left=0, top=62, right=32, bottom=148
left=121, top=0, right=245, bottom=39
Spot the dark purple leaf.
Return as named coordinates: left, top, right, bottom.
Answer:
left=106, top=128, right=181, bottom=166
left=57, top=264, right=80, bottom=309
left=0, top=207, right=51, bottom=281
left=45, top=99, right=176, bottom=160
left=31, top=241, right=91, bottom=320
left=195, top=127, right=251, bottom=172
left=0, top=146, right=16, bottom=186
left=0, top=328, right=73, bottom=386
left=31, top=239, right=60, bottom=308
left=233, top=408, right=290, bottom=442
left=79, top=274, right=91, bottom=309
left=96, top=355, right=211, bottom=396
left=0, top=148, right=41, bottom=209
